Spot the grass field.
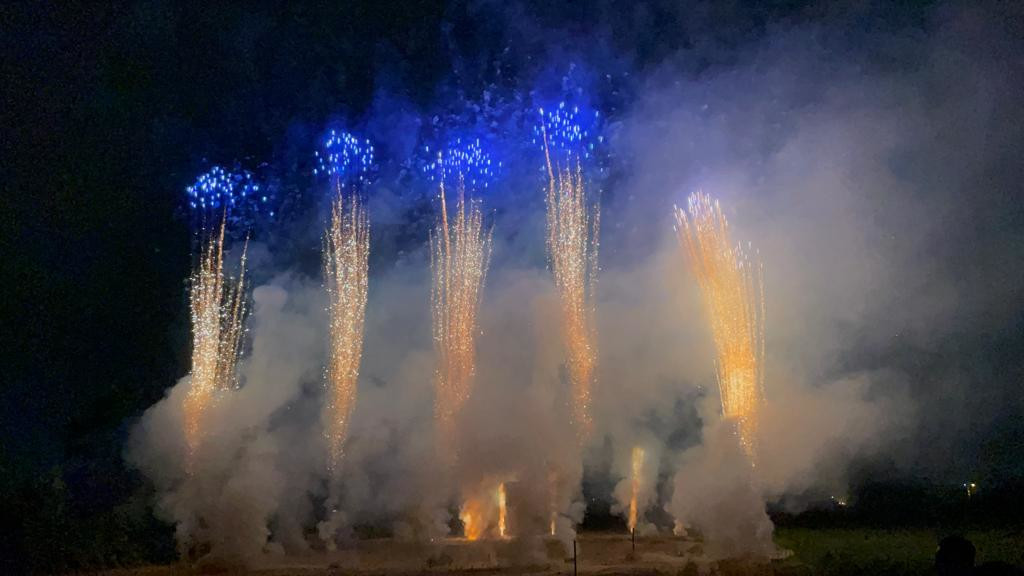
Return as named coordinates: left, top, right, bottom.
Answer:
left=773, top=527, right=1024, bottom=575
left=91, top=528, right=1024, bottom=575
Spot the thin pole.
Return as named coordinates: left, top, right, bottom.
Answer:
left=632, top=529, right=635, bottom=554
left=573, top=539, right=577, bottom=576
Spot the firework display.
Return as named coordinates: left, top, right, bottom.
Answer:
left=183, top=219, right=249, bottom=467
left=674, top=192, right=765, bottom=460
left=162, top=89, right=788, bottom=556
left=540, top=119, right=600, bottom=440
left=533, top=101, right=603, bottom=161
left=431, top=177, right=493, bottom=459
left=313, top=130, right=376, bottom=184
left=423, top=137, right=500, bottom=190
left=186, top=166, right=273, bottom=230
left=322, top=193, right=370, bottom=474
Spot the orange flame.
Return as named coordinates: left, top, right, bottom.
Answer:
left=628, top=446, right=644, bottom=532
left=460, top=496, right=487, bottom=541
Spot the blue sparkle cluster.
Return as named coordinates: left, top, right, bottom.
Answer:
left=422, top=137, right=501, bottom=190
left=533, top=101, right=603, bottom=160
left=313, top=130, right=376, bottom=183
left=186, top=166, right=271, bottom=216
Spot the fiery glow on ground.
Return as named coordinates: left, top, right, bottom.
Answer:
left=184, top=219, right=248, bottom=468
left=628, top=446, right=644, bottom=532
left=459, top=481, right=508, bottom=540
left=542, top=131, right=600, bottom=439
left=675, top=192, right=765, bottom=460
left=431, top=178, right=493, bottom=460
left=460, top=496, right=487, bottom=541
left=322, top=192, right=370, bottom=473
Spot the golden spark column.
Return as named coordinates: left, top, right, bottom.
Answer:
left=431, top=177, right=492, bottom=461
left=548, top=467, right=559, bottom=536
left=497, top=482, right=508, bottom=538
left=674, top=192, right=765, bottom=460
left=322, top=192, right=370, bottom=473
left=542, top=133, right=600, bottom=440
left=628, top=446, right=645, bottom=533
left=184, top=218, right=249, bottom=468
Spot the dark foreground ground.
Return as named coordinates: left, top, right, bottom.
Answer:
left=88, top=529, right=1024, bottom=576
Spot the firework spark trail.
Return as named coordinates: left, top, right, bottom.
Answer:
left=628, top=446, right=645, bottom=532
left=674, top=192, right=766, bottom=461
left=322, top=190, right=370, bottom=474
left=541, top=127, right=600, bottom=440
left=497, top=482, right=508, bottom=538
left=548, top=467, right=558, bottom=536
left=431, top=174, right=493, bottom=462
left=184, top=218, right=249, bottom=469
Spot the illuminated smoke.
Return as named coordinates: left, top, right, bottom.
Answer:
left=459, top=496, right=487, bottom=541
left=430, top=173, right=493, bottom=462
left=628, top=446, right=644, bottom=532
left=541, top=120, right=600, bottom=440
left=322, top=191, right=370, bottom=474
left=183, top=218, right=249, bottom=468
left=674, top=192, right=765, bottom=461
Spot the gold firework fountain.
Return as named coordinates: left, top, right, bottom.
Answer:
left=497, top=482, right=508, bottom=538
left=457, top=480, right=508, bottom=540
left=431, top=176, right=493, bottom=463
left=548, top=467, right=558, bottom=536
left=184, top=218, right=249, bottom=469
left=674, top=192, right=765, bottom=461
left=628, top=446, right=645, bottom=533
left=322, top=192, right=370, bottom=474
left=541, top=132, right=600, bottom=441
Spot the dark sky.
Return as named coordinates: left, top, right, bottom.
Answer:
left=2, top=0, right=1023, bottom=502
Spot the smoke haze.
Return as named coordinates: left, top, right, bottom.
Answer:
left=127, top=1, right=1023, bottom=564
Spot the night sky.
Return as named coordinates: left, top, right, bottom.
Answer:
left=2, top=0, right=1023, bottom=571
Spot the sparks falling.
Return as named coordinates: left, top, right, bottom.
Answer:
left=431, top=175, right=493, bottom=460
left=674, top=192, right=766, bottom=460
left=184, top=218, right=249, bottom=468
left=628, top=446, right=645, bottom=533
left=541, top=124, right=600, bottom=439
left=322, top=191, right=370, bottom=473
